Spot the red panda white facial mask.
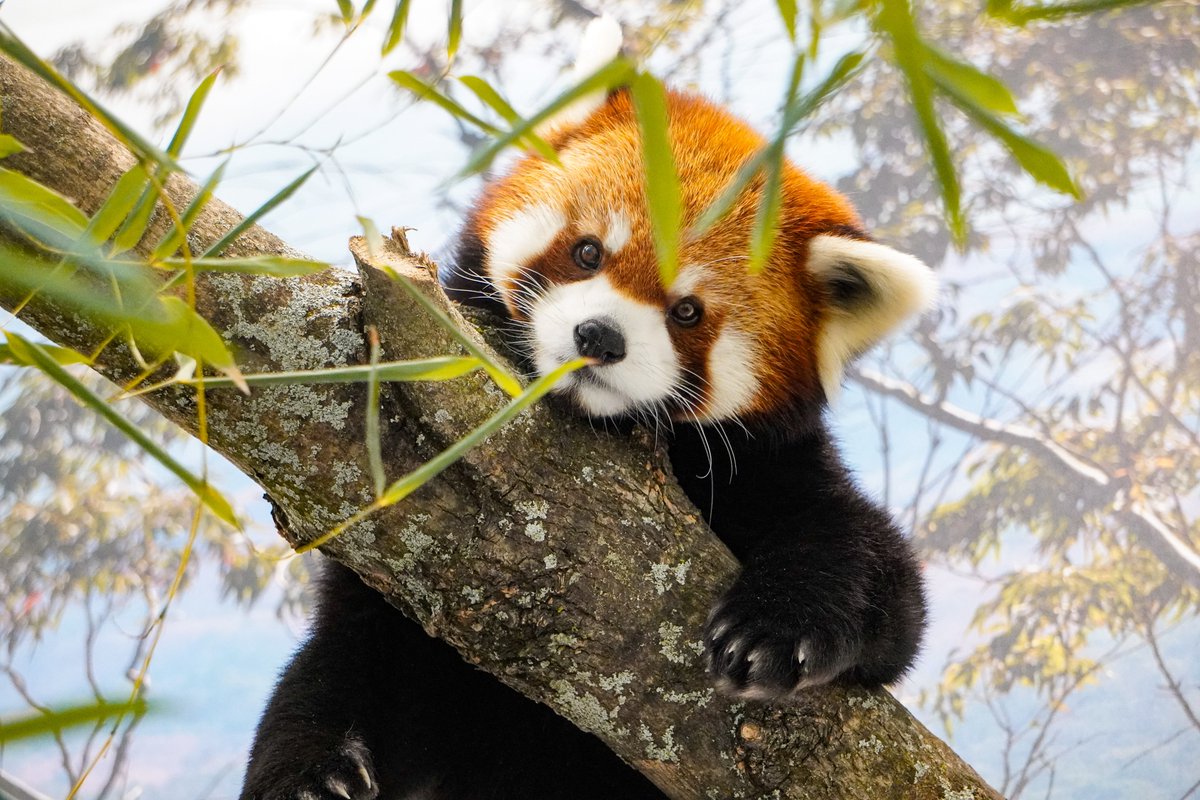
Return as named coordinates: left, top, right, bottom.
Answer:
left=463, top=19, right=937, bottom=424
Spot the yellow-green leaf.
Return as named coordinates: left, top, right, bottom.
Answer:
left=459, top=57, right=636, bottom=179
left=0, top=133, right=26, bottom=158
left=389, top=71, right=501, bottom=135
left=0, top=698, right=153, bottom=744
left=458, top=75, right=559, bottom=163
left=447, top=0, right=463, bottom=59
left=167, top=69, right=222, bottom=158
left=776, top=0, right=799, bottom=39
left=629, top=71, right=682, bottom=285
left=923, top=44, right=1019, bottom=117
left=178, top=356, right=482, bottom=390
left=0, top=166, right=89, bottom=241
left=381, top=0, right=412, bottom=55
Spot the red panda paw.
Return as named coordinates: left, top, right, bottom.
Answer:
left=703, top=595, right=862, bottom=701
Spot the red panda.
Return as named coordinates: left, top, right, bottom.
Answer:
left=242, top=17, right=934, bottom=800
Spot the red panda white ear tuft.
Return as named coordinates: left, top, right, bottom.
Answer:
left=536, top=16, right=624, bottom=136
left=808, top=235, right=938, bottom=401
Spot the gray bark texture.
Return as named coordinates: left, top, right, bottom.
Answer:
left=0, top=53, right=1001, bottom=800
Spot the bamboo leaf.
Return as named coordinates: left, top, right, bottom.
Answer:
left=0, top=166, right=89, bottom=241
left=874, top=0, right=965, bottom=244
left=176, top=356, right=482, bottom=389
left=381, top=0, right=412, bottom=55
left=689, top=146, right=770, bottom=238
left=376, top=358, right=585, bottom=508
left=0, top=698, right=152, bottom=744
left=923, top=44, right=1019, bottom=117
left=989, top=0, right=1157, bottom=23
left=458, top=57, right=636, bottom=179
left=382, top=268, right=524, bottom=397
left=202, top=166, right=317, bottom=257
left=337, top=0, right=355, bottom=24
left=939, top=80, right=1082, bottom=198
left=457, top=76, right=559, bottom=163
left=749, top=139, right=786, bottom=273
left=84, top=165, right=151, bottom=246
left=159, top=255, right=328, bottom=276
left=296, top=358, right=587, bottom=554
left=776, top=0, right=799, bottom=38
left=167, top=69, right=222, bottom=158
left=0, top=341, right=87, bottom=366
left=447, top=0, right=463, bottom=59
left=629, top=71, right=682, bottom=285
left=150, top=161, right=227, bottom=260
left=0, top=133, right=26, bottom=158
left=366, top=329, right=386, bottom=497
left=4, top=331, right=240, bottom=528
left=111, top=179, right=165, bottom=254
left=389, top=71, right=502, bottom=135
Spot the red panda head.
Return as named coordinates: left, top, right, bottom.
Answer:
left=454, top=24, right=936, bottom=426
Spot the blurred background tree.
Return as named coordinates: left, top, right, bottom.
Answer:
left=0, top=0, right=1195, bottom=798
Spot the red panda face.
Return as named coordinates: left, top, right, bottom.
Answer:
left=461, top=90, right=936, bottom=424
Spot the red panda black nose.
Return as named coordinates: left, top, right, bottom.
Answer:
left=574, top=319, right=626, bottom=364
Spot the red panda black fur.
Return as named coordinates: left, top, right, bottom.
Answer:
left=242, top=17, right=933, bottom=800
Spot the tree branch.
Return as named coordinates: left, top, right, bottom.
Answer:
left=0, top=54, right=1000, bottom=799
left=849, top=367, right=1200, bottom=588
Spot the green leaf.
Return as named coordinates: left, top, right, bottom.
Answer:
left=167, top=69, right=222, bottom=158
left=923, top=44, right=1019, bottom=117
left=295, top=358, right=587, bottom=554
left=381, top=0, right=412, bottom=54
left=780, top=49, right=864, bottom=134
left=0, top=698, right=152, bottom=744
left=0, top=341, right=87, bottom=366
left=156, top=295, right=239, bottom=374
left=0, top=166, right=89, bottom=242
left=458, top=57, right=637, bottom=179
left=365, top=331, right=386, bottom=497
left=177, top=356, right=482, bottom=389
left=203, top=166, right=317, bottom=257
left=939, top=80, right=1082, bottom=198
left=111, top=179, right=165, bottom=254
left=776, top=0, right=799, bottom=38
left=382, top=268, right=524, bottom=397
left=0, top=133, right=26, bottom=158
left=749, top=139, right=786, bottom=273
left=83, top=164, right=151, bottom=247
left=361, top=0, right=379, bottom=17
left=358, top=215, right=385, bottom=259
left=376, top=358, right=584, bottom=507
left=629, top=71, right=682, bottom=285
left=457, top=76, right=559, bottom=163
left=337, top=0, right=355, bottom=24
left=988, top=0, right=1157, bottom=23
left=0, top=23, right=180, bottom=172
left=150, top=161, right=227, bottom=260
left=4, top=331, right=240, bottom=528
left=389, top=71, right=502, bottom=136
left=689, top=146, right=771, bottom=238
left=447, top=0, right=463, bottom=59
left=874, top=0, right=965, bottom=245
left=159, top=255, right=328, bottom=276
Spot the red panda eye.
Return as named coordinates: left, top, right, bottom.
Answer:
left=572, top=238, right=603, bottom=271
left=669, top=297, right=703, bottom=327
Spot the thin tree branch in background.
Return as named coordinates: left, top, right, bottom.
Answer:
left=849, top=367, right=1200, bottom=586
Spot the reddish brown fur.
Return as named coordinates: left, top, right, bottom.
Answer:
left=466, top=89, right=866, bottom=419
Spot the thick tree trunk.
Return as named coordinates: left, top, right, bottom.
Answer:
left=0, top=54, right=1001, bottom=800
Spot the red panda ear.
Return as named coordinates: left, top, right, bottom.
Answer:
left=536, top=16, right=624, bottom=137
left=808, top=235, right=938, bottom=399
